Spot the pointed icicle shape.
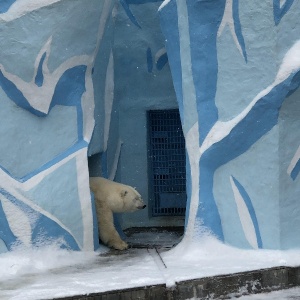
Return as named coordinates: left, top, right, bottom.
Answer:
left=120, top=0, right=141, bottom=29
left=287, top=145, right=300, bottom=180
left=230, top=176, right=262, bottom=249
left=273, top=0, right=295, bottom=25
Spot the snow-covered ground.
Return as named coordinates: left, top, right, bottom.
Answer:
left=1, top=235, right=300, bottom=300
left=237, top=287, right=300, bottom=299
left=161, top=236, right=300, bottom=284
left=187, top=287, right=300, bottom=299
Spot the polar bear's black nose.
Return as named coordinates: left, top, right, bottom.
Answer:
left=141, top=205, right=146, bottom=209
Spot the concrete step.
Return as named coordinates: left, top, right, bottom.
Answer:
left=52, top=265, right=300, bottom=300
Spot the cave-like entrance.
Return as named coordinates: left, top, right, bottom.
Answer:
left=147, top=109, right=186, bottom=218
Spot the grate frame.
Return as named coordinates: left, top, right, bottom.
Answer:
left=147, top=109, right=186, bottom=217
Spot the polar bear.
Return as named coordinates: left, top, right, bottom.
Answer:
left=89, top=177, right=146, bottom=250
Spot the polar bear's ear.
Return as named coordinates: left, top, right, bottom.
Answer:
left=121, top=190, right=128, bottom=198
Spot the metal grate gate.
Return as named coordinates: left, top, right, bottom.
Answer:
left=148, top=109, right=186, bottom=217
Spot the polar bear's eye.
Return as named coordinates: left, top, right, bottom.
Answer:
left=121, top=190, right=128, bottom=197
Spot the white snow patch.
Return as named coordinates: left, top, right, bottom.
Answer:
left=237, top=286, right=300, bottom=299
left=162, top=236, right=300, bottom=283
left=159, top=0, right=172, bottom=11
left=275, top=40, right=300, bottom=84
left=0, top=246, right=164, bottom=300
left=2, top=236, right=300, bottom=299
left=0, top=244, right=100, bottom=282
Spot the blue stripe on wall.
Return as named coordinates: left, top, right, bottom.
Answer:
left=120, top=0, right=142, bottom=29
left=291, top=159, right=300, bottom=180
left=273, top=0, right=295, bottom=25
left=147, top=47, right=153, bottom=73
left=159, top=1, right=184, bottom=126
left=0, top=70, right=46, bottom=117
left=198, top=70, right=300, bottom=239
left=156, top=52, right=168, bottom=71
left=35, top=52, right=46, bottom=87
left=0, top=200, right=17, bottom=250
left=50, top=65, right=87, bottom=141
left=0, top=0, right=16, bottom=14
left=20, top=140, right=88, bottom=182
left=0, top=65, right=87, bottom=122
left=231, top=176, right=263, bottom=248
left=198, top=165, right=224, bottom=240
left=232, top=0, right=247, bottom=62
left=202, top=71, right=300, bottom=169
left=186, top=0, right=226, bottom=144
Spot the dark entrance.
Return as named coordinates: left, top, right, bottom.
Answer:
left=147, top=109, right=186, bottom=217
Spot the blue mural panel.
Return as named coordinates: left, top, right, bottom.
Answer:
left=160, top=0, right=300, bottom=249
left=0, top=96, right=78, bottom=180
left=0, top=0, right=115, bottom=253
left=0, top=189, right=80, bottom=250
left=25, top=158, right=84, bottom=247
left=186, top=0, right=225, bottom=144
left=273, top=0, right=295, bottom=25
left=0, top=0, right=15, bottom=14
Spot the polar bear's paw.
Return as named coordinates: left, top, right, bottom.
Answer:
left=110, top=240, right=128, bottom=251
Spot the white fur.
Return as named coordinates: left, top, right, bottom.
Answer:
left=89, top=177, right=145, bottom=250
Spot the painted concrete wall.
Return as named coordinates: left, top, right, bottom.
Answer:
left=159, top=0, right=300, bottom=249
left=0, top=0, right=116, bottom=253
left=1, top=0, right=299, bottom=253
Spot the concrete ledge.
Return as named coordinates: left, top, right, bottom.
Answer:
left=51, top=265, right=300, bottom=300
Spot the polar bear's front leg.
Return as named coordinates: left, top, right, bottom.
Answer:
left=97, top=205, right=128, bottom=250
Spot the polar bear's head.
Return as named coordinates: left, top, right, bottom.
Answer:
left=89, top=177, right=146, bottom=213
left=120, top=187, right=146, bottom=212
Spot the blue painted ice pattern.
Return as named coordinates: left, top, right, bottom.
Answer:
left=0, top=0, right=16, bottom=14
left=35, top=52, right=47, bottom=87
left=156, top=52, right=168, bottom=70
left=273, top=0, right=295, bottom=25
left=120, top=0, right=142, bottom=29
left=147, top=47, right=153, bottom=73
left=0, top=189, right=80, bottom=250
left=0, top=69, right=46, bottom=117
left=291, top=159, right=300, bottom=180
left=231, top=176, right=263, bottom=248
left=232, top=0, right=247, bottom=62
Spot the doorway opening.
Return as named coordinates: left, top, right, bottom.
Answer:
left=147, top=109, right=186, bottom=218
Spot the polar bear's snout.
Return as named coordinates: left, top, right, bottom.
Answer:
left=138, top=204, right=147, bottom=210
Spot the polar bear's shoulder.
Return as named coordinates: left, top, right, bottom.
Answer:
left=90, top=177, right=128, bottom=195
